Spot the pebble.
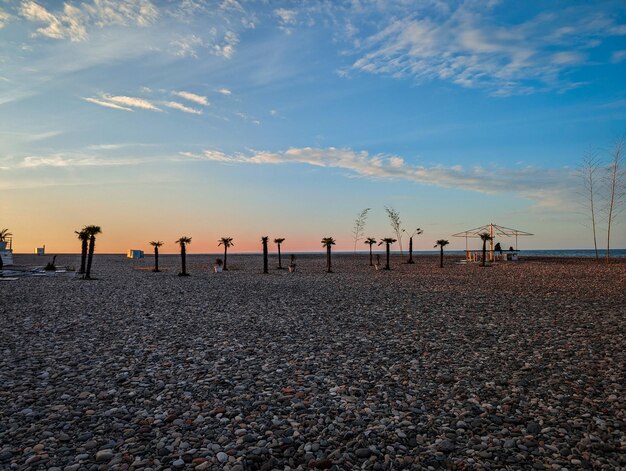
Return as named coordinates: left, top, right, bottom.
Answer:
left=1, top=254, right=624, bottom=470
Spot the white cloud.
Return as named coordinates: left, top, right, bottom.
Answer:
left=19, top=154, right=139, bottom=168
left=213, top=31, right=239, bottom=59
left=83, top=96, right=133, bottom=111
left=170, top=34, right=203, bottom=58
left=612, top=50, right=626, bottom=63
left=0, top=9, right=11, bottom=29
left=20, top=1, right=87, bottom=41
left=275, top=8, right=297, bottom=25
left=217, top=88, right=232, bottom=96
left=172, top=90, right=208, bottom=106
left=190, top=146, right=574, bottom=205
left=84, top=94, right=161, bottom=111
left=105, top=94, right=161, bottom=111
left=346, top=3, right=626, bottom=95
left=163, top=101, right=202, bottom=115
left=83, top=0, right=158, bottom=27
left=19, top=0, right=157, bottom=42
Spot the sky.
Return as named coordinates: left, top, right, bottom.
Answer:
left=1, top=0, right=625, bottom=254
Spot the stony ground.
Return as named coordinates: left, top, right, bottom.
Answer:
left=1, top=253, right=624, bottom=470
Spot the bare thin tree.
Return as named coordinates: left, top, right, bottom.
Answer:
left=580, top=152, right=601, bottom=260
left=385, top=206, right=404, bottom=255
left=604, top=138, right=625, bottom=262
left=352, top=208, right=370, bottom=254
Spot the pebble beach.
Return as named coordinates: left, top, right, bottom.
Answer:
left=1, top=253, right=625, bottom=470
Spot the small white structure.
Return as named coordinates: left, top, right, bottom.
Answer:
left=1, top=238, right=13, bottom=266
left=127, top=249, right=144, bottom=259
left=35, top=246, right=45, bottom=256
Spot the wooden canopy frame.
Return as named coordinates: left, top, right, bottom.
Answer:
left=451, top=223, right=533, bottom=261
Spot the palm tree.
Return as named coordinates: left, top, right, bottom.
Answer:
left=218, top=237, right=234, bottom=270
left=0, top=228, right=12, bottom=243
left=75, top=228, right=89, bottom=274
left=378, top=237, right=397, bottom=270
left=406, top=228, right=423, bottom=264
left=434, top=239, right=449, bottom=268
left=150, top=241, right=163, bottom=272
left=364, top=237, right=377, bottom=266
left=321, top=237, right=336, bottom=273
left=274, top=238, right=285, bottom=269
left=176, top=236, right=192, bottom=276
left=479, top=232, right=492, bottom=267
left=83, top=225, right=102, bottom=280
left=261, top=236, right=269, bottom=274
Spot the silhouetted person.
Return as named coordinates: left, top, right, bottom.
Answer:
left=509, top=246, right=514, bottom=252
left=494, top=242, right=502, bottom=254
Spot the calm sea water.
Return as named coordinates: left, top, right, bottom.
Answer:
left=308, top=249, right=626, bottom=258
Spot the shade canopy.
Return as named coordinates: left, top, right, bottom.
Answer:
left=451, top=223, right=533, bottom=240
left=452, top=223, right=533, bottom=257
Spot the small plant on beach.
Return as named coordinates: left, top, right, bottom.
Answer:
left=83, top=225, right=102, bottom=280
left=321, top=237, right=336, bottom=273
left=352, top=208, right=370, bottom=254
left=385, top=206, right=404, bottom=255
left=176, top=236, right=192, bottom=276
left=149, top=241, right=163, bottom=272
left=364, top=237, right=377, bottom=266
left=218, top=237, right=234, bottom=270
left=378, top=237, right=397, bottom=270
left=434, top=239, right=449, bottom=268
left=406, top=228, right=423, bottom=264
left=479, top=232, right=492, bottom=267
left=261, top=236, right=269, bottom=274
left=274, top=238, right=285, bottom=269
left=75, top=228, right=89, bottom=274
left=44, top=255, right=57, bottom=271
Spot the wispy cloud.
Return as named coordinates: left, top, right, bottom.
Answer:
left=343, top=3, right=626, bottom=95
left=612, top=50, right=626, bottom=63
left=217, top=88, right=232, bottom=96
left=84, top=94, right=161, bottom=112
left=19, top=0, right=158, bottom=42
left=163, top=101, right=202, bottom=115
left=213, top=31, right=239, bottom=59
left=0, top=8, right=11, bottom=29
left=18, top=154, right=141, bottom=168
left=172, top=90, right=208, bottom=106
left=188, top=146, right=575, bottom=206
left=83, top=96, right=133, bottom=111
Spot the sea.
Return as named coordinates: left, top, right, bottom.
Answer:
left=305, top=249, right=626, bottom=258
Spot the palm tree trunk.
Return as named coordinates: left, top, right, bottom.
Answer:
left=263, top=240, right=268, bottom=274
left=79, top=239, right=88, bottom=274
left=326, top=245, right=332, bottom=273
left=0, top=252, right=3, bottom=271
left=408, top=237, right=414, bottom=264
left=385, top=243, right=390, bottom=270
left=179, top=244, right=188, bottom=275
left=440, top=246, right=444, bottom=268
left=481, top=240, right=487, bottom=267
left=277, top=244, right=282, bottom=269
left=85, top=236, right=96, bottom=279
left=224, top=246, right=228, bottom=270
left=369, top=245, right=373, bottom=266
left=154, top=247, right=159, bottom=272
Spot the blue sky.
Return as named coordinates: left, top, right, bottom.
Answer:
left=1, top=0, right=625, bottom=253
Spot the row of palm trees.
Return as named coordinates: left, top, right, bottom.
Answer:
left=152, top=235, right=457, bottom=276
left=76, top=230, right=488, bottom=277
